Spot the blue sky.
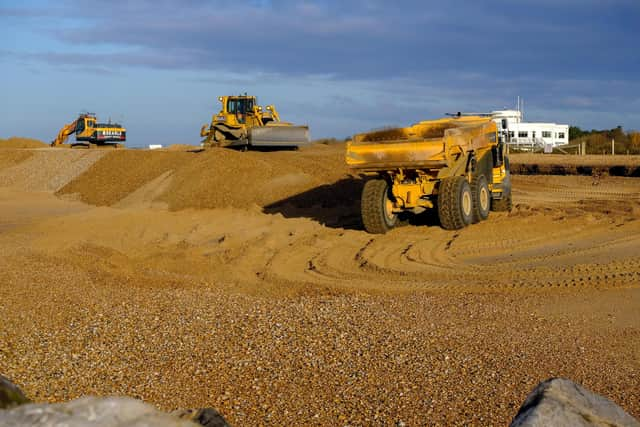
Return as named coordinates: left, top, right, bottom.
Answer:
left=1, top=0, right=639, bottom=147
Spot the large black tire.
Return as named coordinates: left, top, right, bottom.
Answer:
left=438, top=176, right=473, bottom=230
left=471, top=174, right=490, bottom=223
left=361, top=179, right=398, bottom=234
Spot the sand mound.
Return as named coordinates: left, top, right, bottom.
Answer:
left=164, top=144, right=200, bottom=151
left=158, top=147, right=348, bottom=210
left=58, top=150, right=193, bottom=205
left=57, top=144, right=350, bottom=210
left=0, top=150, right=34, bottom=171
left=0, top=150, right=108, bottom=192
left=0, top=137, right=48, bottom=149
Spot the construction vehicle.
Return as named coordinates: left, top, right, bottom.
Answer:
left=51, top=113, right=126, bottom=148
left=200, top=95, right=310, bottom=149
left=346, top=115, right=512, bottom=234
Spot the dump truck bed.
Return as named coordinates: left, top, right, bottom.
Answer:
left=346, top=116, right=497, bottom=171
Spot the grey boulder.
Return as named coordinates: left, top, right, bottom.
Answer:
left=0, top=375, right=30, bottom=409
left=511, top=378, right=640, bottom=427
left=0, top=396, right=200, bottom=427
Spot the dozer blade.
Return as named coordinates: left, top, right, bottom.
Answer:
left=249, top=125, right=311, bottom=147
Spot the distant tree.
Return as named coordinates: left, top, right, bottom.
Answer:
left=630, top=132, right=640, bottom=149
left=569, top=126, right=585, bottom=140
left=612, top=125, right=627, bottom=140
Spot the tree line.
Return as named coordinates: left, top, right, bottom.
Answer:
left=569, top=125, right=640, bottom=154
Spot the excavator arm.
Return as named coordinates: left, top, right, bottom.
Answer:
left=51, top=120, right=78, bottom=147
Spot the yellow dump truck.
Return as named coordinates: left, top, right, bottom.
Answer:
left=346, top=115, right=512, bottom=234
left=51, top=113, right=126, bottom=148
left=200, top=95, right=310, bottom=149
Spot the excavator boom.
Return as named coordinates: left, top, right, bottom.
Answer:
left=51, top=120, right=79, bottom=147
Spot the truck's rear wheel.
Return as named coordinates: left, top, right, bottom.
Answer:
left=361, top=179, right=398, bottom=234
left=471, top=174, right=490, bottom=223
left=438, top=176, right=473, bottom=230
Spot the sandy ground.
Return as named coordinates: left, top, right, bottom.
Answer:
left=0, top=145, right=639, bottom=426
left=510, top=153, right=640, bottom=167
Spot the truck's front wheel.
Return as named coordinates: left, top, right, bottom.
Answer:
left=361, top=179, right=398, bottom=234
left=438, top=176, right=473, bottom=230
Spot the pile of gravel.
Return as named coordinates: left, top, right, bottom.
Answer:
left=0, top=150, right=108, bottom=192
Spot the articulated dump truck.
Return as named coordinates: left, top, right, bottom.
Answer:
left=346, top=115, right=512, bottom=234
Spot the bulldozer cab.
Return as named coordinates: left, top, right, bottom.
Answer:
left=224, top=96, right=257, bottom=125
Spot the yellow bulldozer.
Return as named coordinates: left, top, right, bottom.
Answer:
left=200, top=95, right=310, bottom=149
left=346, top=115, right=512, bottom=234
left=51, top=113, right=126, bottom=148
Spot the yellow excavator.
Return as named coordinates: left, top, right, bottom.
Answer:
left=200, top=95, right=310, bottom=149
left=51, top=113, right=126, bottom=148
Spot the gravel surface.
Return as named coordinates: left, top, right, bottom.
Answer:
left=0, top=150, right=108, bottom=192
left=0, top=147, right=638, bottom=426
left=1, top=260, right=638, bottom=426
left=0, top=151, right=33, bottom=172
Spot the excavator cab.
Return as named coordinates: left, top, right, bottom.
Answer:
left=75, top=116, right=94, bottom=134
left=75, top=115, right=97, bottom=139
left=75, top=118, right=86, bottom=133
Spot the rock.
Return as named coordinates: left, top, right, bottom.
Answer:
left=0, top=375, right=30, bottom=409
left=510, top=378, right=640, bottom=427
left=172, top=408, right=231, bottom=427
left=0, top=396, right=200, bottom=427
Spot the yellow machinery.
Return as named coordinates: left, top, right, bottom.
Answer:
left=200, top=95, right=310, bottom=149
left=346, top=115, right=512, bottom=234
left=51, top=113, right=126, bottom=148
